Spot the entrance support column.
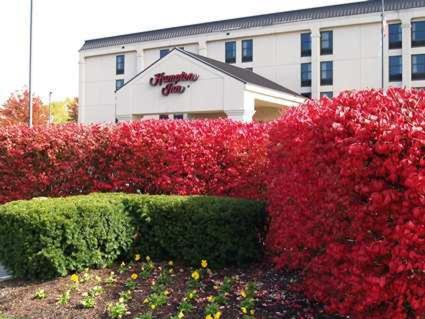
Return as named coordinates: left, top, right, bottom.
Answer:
left=225, top=109, right=256, bottom=122
left=225, top=95, right=256, bottom=122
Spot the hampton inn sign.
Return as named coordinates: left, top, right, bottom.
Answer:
left=149, top=72, right=200, bottom=96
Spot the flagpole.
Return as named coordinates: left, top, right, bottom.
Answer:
left=381, top=0, right=385, bottom=90
left=29, top=0, right=33, bottom=128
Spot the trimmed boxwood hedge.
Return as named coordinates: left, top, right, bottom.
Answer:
left=0, top=193, right=266, bottom=279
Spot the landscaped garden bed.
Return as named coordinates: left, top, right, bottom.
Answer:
left=0, top=260, right=343, bottom=319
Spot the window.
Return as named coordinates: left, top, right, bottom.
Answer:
left=225, top=41, right=236, bottom=64
left=116, top=55, right=125, bottom=75
left=242, top=39, right=253, bottom=62
left=320, top=61, right=333, bottom=85
left=321, top=92, right=333, bottom=98
left=115, top=79, right=125, bottom=90
left=389, top=23, right=402, bottom=49
left=301, top=92, right=312, bottom=99
left=301, top=63, right=312, bottom=87
left=160, top=49, right=170, bottom=58
left=174, top=114, right=184, bottom=120
left=321, top=31, right=333, bottom=55
left=412, top=21, right=425, bottom=47
left=412, top=54, right=425, bottom=80
left=159, top=114, right=169, bottom=120
left=389, top=56, right=402, bottom=82
left=301, top=33, right=311, bottom=57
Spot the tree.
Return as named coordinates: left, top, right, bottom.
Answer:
left=0, top=89, right=48, bottom=126
left=67, top=97, right=79, bottom=123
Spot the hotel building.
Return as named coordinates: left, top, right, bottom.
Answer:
left=79, top=0, right=425, bottom=123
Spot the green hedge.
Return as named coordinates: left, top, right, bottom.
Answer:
left=0, top=194, right=266, bottom=279
left=124, top=195, right=266, bottom=267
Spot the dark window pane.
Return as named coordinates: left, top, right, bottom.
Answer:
left=320, top=61, right=333, bottom=85
left=115, top=79, right=125, bottom=90
left=301, top=63, right=312, bottom=87
left=116, top=55, right=125, bottom=75
left=321, top=31, right=333, bottom=55
left=160, top=49, right=170, bottom=58
left=242, top=39, right=253, bottom=62
left=159, top=114, right=169, bottom=120
left=412, top=21, right=425, bottom=47
left=412, top=54, right=425, bottom=80
left=174, top=114, right=184, bottom=120
left=321, top=92, right=333, bottom=98
left=301, top=33, right=311, bottom=57
left=301, top=92, right=312, bottom=99
left=389, top=56, right=402, bottom=82
left=389, top=23, right=402, bottom=49
left=225, top=42, right=236, bottom=64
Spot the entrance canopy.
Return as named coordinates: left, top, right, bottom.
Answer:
left=116, top=48, right=305, bottom=122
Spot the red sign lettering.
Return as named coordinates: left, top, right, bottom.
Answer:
left=149, top=72, right=199, bottom=96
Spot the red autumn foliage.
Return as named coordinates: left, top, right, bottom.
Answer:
left=0, top=120, right=269, bottom=204
left=266, top=88, right=425, bottom=318
left=0, top=89, right=48, bottom=126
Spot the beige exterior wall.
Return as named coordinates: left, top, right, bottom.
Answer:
left=79, top=6, right=425, bottom=124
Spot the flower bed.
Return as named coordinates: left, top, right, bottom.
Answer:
left=0, top=193, right=266, bottom=280
left=0, top=260, right=344, bottom=319
left=266, top=88, right=425, bottom=318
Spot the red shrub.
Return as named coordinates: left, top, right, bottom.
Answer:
left=0, top=120, right=269, bottom=204
left=266, top=88, right=425, bottom=318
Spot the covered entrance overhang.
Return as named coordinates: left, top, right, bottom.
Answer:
left=115, top=48, right=305, bottom=122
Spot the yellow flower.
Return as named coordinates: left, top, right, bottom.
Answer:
left=241, top=307, right=247, bottom=314
left=201, top=260, right=208, bottom=268
left=191, top=270, right=200, bottom=281
left=214, top=312, right=222, bottom=319
left=70, top=274, right=79, bottom=283
left=134, top=254, right=141, bottom=262
left=131, top=273, right=138, bottom=280
left=168, top=260, right=174, bottom=266
left=178, top=312, right=185, bottom=319
left=188, top=292, right=194, bottom=299
left=146, top=256, right=151, bottom=262
left=205, top=315, right=213, bottom=319
left=151, top=304, right=156, bottom=310
left=143, top=298, right=149, bottom=304
left=164, top=290, right=170, bottom=296
left=240, top=289, right=247, bottom=298
left=250, top=309, right=255, bottom=315
left=207, top=295, right=214, bottom=302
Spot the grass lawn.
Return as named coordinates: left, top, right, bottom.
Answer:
left=0, top=260, right=343, bottom=319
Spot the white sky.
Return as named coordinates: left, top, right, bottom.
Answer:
left=0, top=0, right=363, bottom=104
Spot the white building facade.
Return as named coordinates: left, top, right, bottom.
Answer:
left=79, top=0, right=425, bottom=124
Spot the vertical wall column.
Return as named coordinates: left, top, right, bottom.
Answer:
left=402, top=20, right=412, bottom=88
left=225, top=94, right=256, bottom=122
left=137, top=49, right=145, bottom=72
left=199, top=41, right=208, bottom=56
left=78, top=56, right=86, bottom=123
left=311, top=28, right=321, bottom=99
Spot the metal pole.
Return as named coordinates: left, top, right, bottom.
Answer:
left=28, top=0, right=33, bottom=127
left=48, top=91, right=52, bottom=126
left=381, top=0, right=385, bottom=90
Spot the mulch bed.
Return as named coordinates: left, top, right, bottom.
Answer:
left=0, top=262, right=345, bottom=319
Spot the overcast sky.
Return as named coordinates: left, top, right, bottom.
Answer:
left=0, top=0, right=363, bottom=104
